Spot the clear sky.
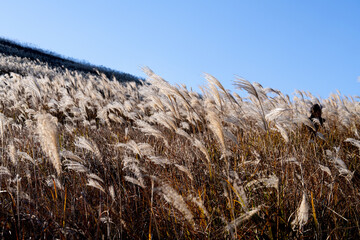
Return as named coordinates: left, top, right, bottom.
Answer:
left=1, top=1, right=359, bottom=98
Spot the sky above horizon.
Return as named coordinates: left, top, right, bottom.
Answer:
left=1, top=1, right=359, bottom=99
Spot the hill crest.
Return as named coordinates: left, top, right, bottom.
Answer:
left=0, top=37, right=141, bottom=83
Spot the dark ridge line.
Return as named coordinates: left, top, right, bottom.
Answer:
left=0, top=37, right=143, bottom=83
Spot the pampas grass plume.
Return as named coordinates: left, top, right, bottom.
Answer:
left=206, top=110, right=226, bottom=154
left=36, top=113, right=61, bottom=175
left=291, top=192, right=309, bottom=230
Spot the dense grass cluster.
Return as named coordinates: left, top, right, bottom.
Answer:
left=0, top=54, right=359, bottom=239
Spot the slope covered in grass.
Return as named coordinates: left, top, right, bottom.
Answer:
left=0, top=45, right=359, bottom=239
left=0, top=38, right=141, bottom=83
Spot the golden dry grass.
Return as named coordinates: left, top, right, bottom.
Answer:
left=0, top=57, right=359, bottom=239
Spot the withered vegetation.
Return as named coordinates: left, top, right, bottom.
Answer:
left=0, top=53, right=359, bottom=239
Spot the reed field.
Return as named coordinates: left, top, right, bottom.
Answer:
left=0, top=52, right=359, bottom=239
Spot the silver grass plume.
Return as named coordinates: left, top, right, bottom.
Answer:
left=108, top=185, right=115, bottom=202
left=180, top=121, right=190, bottom=130
left=227, top=172, right=249, bottom=211
left=75, top=136, right=101, bottom=159
left=291, top=192, right=309, bottom=230
left=87, top=173, right=104, bottom=183
left=61, top=150, right=85, bottom=164
left=318, top=164, right=332, bottom=176
left=293, top=114, right=316, bottom=132
left=265, top=108, right=292, bottom=122
left=333, top=157, right=353, bottom=181
left=246, top=175, right=279, bottom=191
left=17, top=151, right=35, bottom=165
left=150, top=112, right=177, bottom=132
left=36, top=113, right=61, bottom=175
left=46, top=175, right=63, bottom=190
left=193, top=138, right=211, bottom=165
left=225, top=207, right=261, bottom=233
left=190, top=195, right=210, bottom=219
left=0, top=113, right=10, bottom=142
left=205, top=74, right=222, bottom=108
left=143, top=67, right=180, bottom=100
left=233, top=183, right=249, bottom=211
left=174, top=164, right=193, bottom=181
left=64, top=160, right=88, bottom=173
left=175, top=128, right=193, bottom=142
left=87, top=178, right=106, bottom=193
left=345, top=138, right=360, bottom=150
left=116, top=140, right=154, bottom=158
left=0, top=166, right=11, bottom=177
left=8, top=143, right=17, bottom=166
left=205, top=73, right=239, bottom=108
left=158, top=182, right=195, bottom=227
left=149, top=95, right=166, bottom=112
left=148, top=156, right=171, bottom=167
left=123, top=156, right=146, bottom=188
left=234, top=78, right=268, bottom=131
left=206, top=110, right=227, bottom=156
left=135, top=120, right=169, bottom=147
left=326, top=148, right=353, bottom=181
left=282, top=157, right=300, bottom=167
left=275, top=124, right=289, bottom=143
left=124, top=176, right=145, bottom=188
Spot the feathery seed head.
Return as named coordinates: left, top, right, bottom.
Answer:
left=36, top=113, right=61, bottom=175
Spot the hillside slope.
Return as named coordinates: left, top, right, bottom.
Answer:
left=0, top=38, right=141, bottom=83
left=0, top=39, right=359, bottom=239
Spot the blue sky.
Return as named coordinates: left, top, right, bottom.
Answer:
left=1, top=1, right=359, bottom=98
